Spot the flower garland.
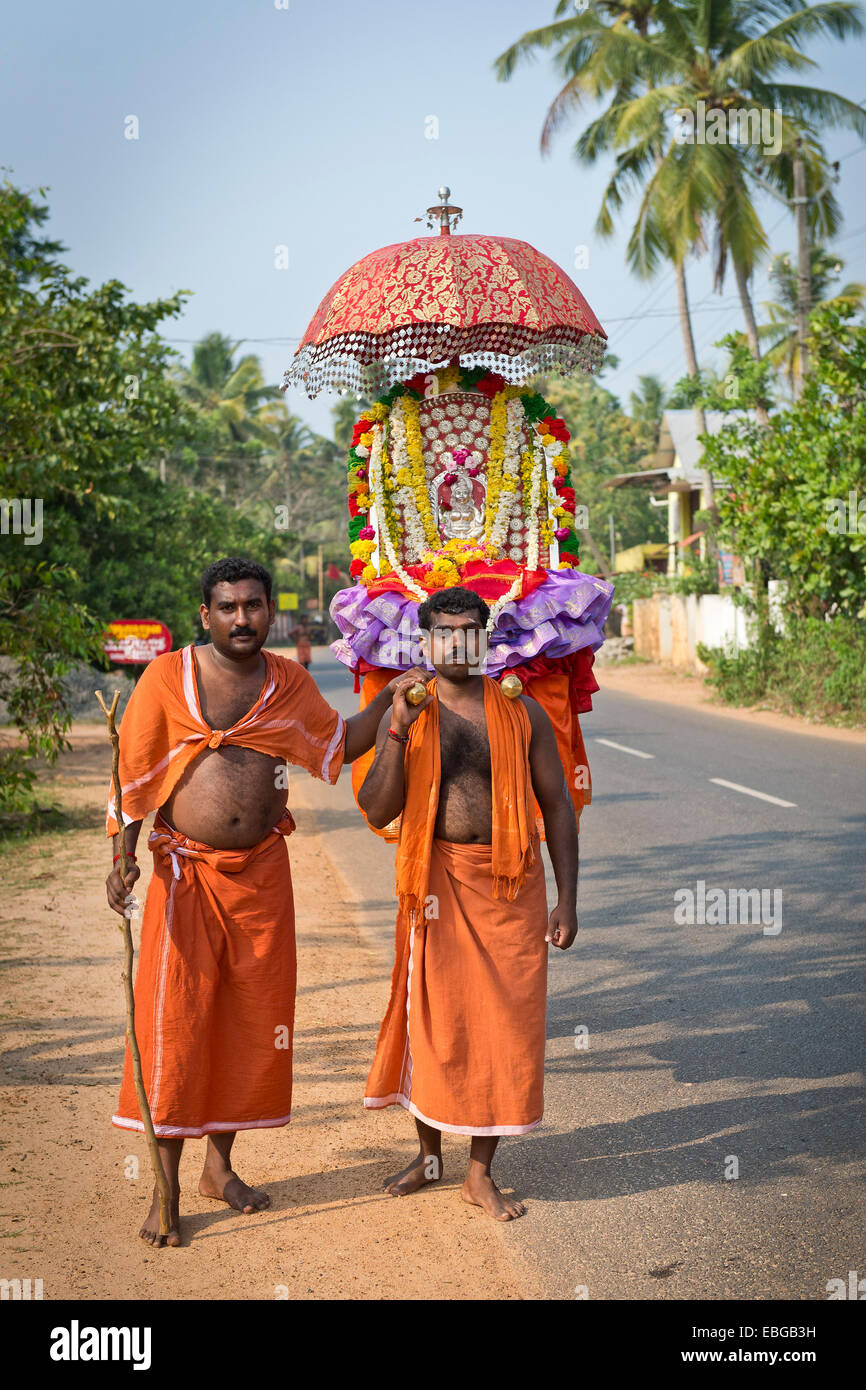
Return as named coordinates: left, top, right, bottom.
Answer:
left=364, top=424, right=427, bottom=600
left=485, top=394, right=525, bottom=553
left=417, top=536, right=499, bottom=591
left=344, top=368, right=581, bottom=585
left=519, top=393, right=579, bottom=570
left=390, top=393, right=440, bottom=555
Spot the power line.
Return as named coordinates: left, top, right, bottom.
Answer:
left=832, top=222, right=866, bottom=246
left=603, top=298, right=742, bottom=323
left=164, top=336, right=302, bottom=345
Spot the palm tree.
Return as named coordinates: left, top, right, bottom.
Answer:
left=173, top=331, right=282, bottom=444
left=759, top=244, right=866, bottom=389
left=629, top=373, right=667, bottom=430
left=496, top=0, right=866, bottom=496
left=497, top=0, right=711, bottom=490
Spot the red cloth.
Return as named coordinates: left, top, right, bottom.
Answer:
left=362, top=560, right=548, bottom=606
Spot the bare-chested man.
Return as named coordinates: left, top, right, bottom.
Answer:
left=105, top=556, right=426, bottom=1246
left=360, top=587, right=579, bottom=1220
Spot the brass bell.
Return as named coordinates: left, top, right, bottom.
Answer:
left=500, top=673, right=523, bottom=699
left=406, top=682, right=428, bottom=706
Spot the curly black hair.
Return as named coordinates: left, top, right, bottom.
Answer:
left=417, top=586, right=490, bottom=630
left=201, top=557, right=272, bottom=608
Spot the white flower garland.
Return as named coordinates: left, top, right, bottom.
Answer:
left=368, top=423, right=428, bottom=601
left=484, top=414, right=546, bottom=635
left=543, top=438, right=560, bottom=569
left=526, top=433, right=544, bottom=571
left=488, top=397, right=525, bottom=555
left=386, top=396, right=429, bottom=563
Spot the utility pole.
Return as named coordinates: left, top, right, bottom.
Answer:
left=793, top=139, right=811, bottom=398
left=747, top=143, right=839, bottom=400
left=317, top=543, right=324, bottom=612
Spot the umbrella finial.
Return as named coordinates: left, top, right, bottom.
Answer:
left=421, top=187, right=462, bottom=236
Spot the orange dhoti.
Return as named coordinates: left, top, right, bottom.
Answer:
left=365, top=833, right=549, bottom=1135
left=113, top=812, right=297, bottom=1139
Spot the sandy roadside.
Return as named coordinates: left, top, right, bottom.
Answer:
left=0, top=727, right=522, bottom=1301
left=596, top=659, right=866, bottom=744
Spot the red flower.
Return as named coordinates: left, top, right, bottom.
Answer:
left=351, top=419, right=373, bottom=446
left=403, top=372, right=429, bottom=396
left=348, top=495, right=359, bottom=517
left=349, top=558, right=366, bottom=577
left=474, top=371, right=507, bottom=398
left=540, top=415, right=570, bottom=443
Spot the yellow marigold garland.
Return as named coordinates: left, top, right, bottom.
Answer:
left=345, top=374, right=581, bottom=584
left=401, top=393, right=440, bottom=548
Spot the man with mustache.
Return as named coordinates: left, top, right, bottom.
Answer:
left=105, top=556, right=426, bottom=1247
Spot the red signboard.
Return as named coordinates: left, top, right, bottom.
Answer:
left=104, top=620, right=172, bottom=665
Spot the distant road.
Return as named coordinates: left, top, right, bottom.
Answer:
left=297, top=647, right=866, bottom=1301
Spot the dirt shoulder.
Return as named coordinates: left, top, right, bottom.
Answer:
left=596, top=660, right=866, bottom=745
left=0, top=727, right=521, bottom=1301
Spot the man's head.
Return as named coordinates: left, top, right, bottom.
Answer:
left=417, top=587, right=489, bottom=681
left=200, top=557, right=274, bottom=660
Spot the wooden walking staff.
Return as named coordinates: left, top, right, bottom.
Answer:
left=96, top=688, right=171, bottom=1238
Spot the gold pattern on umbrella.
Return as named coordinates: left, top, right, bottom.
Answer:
left=282, top=188, right=607, bottom=399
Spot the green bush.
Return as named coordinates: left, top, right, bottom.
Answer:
left=699, top=617, right=866, bottom=725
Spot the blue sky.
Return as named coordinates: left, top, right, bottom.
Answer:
left=4, top=0, right=865, bottom=439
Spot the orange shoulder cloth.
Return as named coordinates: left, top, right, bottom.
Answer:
left=395, top=674, right=537, bottom=922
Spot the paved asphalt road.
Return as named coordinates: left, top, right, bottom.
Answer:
left=290, top=648, right=865, bottom=1302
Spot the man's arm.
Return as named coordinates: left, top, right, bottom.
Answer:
left=343, top=666, right=429, bottom=763
left=357, top=676, right=433, bottom=827
left=524, top=698, right=579, bottom=950
left=106, top=820, right=144, bottom=917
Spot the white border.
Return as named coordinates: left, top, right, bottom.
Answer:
left=363, top=911, right=542, bottom=1136
left=363, top=1093, right=542, bottom=1138
left=111, top=1111, right=292, bottom=1139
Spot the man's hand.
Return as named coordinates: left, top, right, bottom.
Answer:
left=106, top=862, right=141, bottom=917
left=388, top=668, right=434, bottom=735
left=384, top=666, right=429, bottom=697
left=546, top=902, right=578, bottom=950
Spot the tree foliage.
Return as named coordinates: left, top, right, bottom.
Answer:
left=702, top=306, right=866, bottom=617
left=0, top=179, right=286, bottom=823
left=539, top=372, right=667, bottom=556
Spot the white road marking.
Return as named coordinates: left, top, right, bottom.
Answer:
left=595, top=738, right=655, bottom=760
left=709, top=777, right=797, bottom=808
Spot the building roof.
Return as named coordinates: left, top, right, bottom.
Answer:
left=661, top=409, right=736, bottom=481
left=606, top=409, right=739, bottom=491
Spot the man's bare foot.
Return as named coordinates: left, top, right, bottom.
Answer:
left=139, top=1183, right=181, bottom=1248
left=461, top=1171, right=525, bottom=1221
left=198, top=1165, right=270, bottom=1214
left=383, top=1151, right=443, bottom=1196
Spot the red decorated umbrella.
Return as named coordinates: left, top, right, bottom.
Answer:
left=282, top=188, right=606, bottom=399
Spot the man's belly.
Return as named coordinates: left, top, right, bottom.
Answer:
left=433, top=774, right=492, bottom=843
left=161, top=745, right=288, bottom=849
